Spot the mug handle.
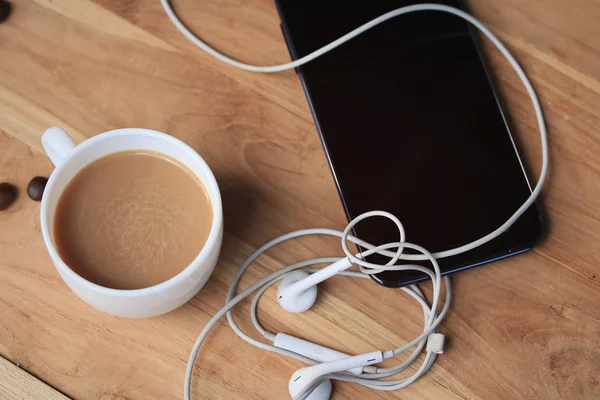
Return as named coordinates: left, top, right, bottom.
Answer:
left=42, top=127, right=77, bottom=167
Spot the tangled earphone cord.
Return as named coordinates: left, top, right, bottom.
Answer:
left=160, top=2, right=548, bottom=399
left=185, top=223, right=451, bottom=400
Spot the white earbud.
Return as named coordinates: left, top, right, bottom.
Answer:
left=291, top=379, right=331, bottom=400
left=289, top=351, right=383, bottom=400
left=278, top=258, right=353, bottom=313
left=277, top=270, right=316, bottom=313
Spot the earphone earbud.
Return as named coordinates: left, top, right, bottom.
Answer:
left=290, top=378, right=331, bottom=400
left=277, top=270, right=317, bottom=313
left=288, top=351, right=383, bottom=400
left=278, top=258, right=353, bottom=313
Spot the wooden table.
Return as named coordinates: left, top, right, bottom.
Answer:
left=1, top=1, right=599, bottom=399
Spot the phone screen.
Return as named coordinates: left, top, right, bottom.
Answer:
left=276, top=0, right=543, bottom=286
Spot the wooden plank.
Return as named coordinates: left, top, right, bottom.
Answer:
left=0, top=357, right=69, bottom=400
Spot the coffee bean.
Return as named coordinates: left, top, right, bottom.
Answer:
left=0, top=1, right=12, bottom=23
left=0, top=182, right=17, bottom=210
left=27, top=176, right=48, bottom=201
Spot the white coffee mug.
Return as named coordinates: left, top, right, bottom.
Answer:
left=40, top=127, right=223, bottom=318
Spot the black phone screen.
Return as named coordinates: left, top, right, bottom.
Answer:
left=276, top=0, right=543, bottom=286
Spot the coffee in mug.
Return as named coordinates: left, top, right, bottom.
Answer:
left=53, top=150, right=213, bottom=290
left=40, top=127, right=223, bottom=318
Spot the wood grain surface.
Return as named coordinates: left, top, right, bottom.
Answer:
left=1, top=1, right=599, bottom=399
left=0, top=356, right=69, bottom=400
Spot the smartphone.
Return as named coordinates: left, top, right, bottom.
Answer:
left=275, top=0, right=543, bottom=287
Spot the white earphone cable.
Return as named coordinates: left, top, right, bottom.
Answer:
left=161, top=2, right=548, bottom=399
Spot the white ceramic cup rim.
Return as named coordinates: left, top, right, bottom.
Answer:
left=40, top=128, right=223, bottom=298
